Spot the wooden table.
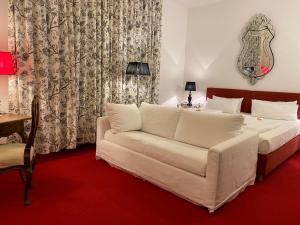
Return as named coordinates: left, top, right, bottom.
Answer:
left=0, top=114, right=32, bottom=143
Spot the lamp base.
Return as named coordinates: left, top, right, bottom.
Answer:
left=187, top=92, right=192, bottom=106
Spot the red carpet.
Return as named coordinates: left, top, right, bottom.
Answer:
left=1, top=145, right=300, bottom=225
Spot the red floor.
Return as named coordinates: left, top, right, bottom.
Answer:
left=0, top=145, right=300, bottom=225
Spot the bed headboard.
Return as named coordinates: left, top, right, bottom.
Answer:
left=206, top=87, right=300, bottom=119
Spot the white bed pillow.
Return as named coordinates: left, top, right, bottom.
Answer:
left=213, top=96, right=243, bottom=113
left=174, top=110, right=244, bottom=149
left=204, top=98, right=239, bottom=114
left=139, top=102, right=181, bottom=139
left=106, top=103, right=141, bottom=133
left=252, top=99, right=297, bottom=105
left=251, top=100, right=298, bottom=121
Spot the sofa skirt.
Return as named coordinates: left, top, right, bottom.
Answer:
left=96, top=140, right=255, bottom=212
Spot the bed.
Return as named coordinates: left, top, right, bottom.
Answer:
left=206, top=87, right=300, bottom=181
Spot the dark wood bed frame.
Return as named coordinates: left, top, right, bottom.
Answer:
left=206, top=87, right=300, bottom=181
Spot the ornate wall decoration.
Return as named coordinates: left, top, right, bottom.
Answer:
left=237, top=14, right=275, bottom=85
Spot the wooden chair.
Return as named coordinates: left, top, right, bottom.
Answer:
left=0, top=96, right=39, bottom=205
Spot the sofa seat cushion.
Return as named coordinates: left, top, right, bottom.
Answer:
left=104, top=130, right=208, bottom=176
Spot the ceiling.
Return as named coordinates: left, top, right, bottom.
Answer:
left=173, top=0, right=224, bottom=9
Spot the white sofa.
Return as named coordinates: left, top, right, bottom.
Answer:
left=96, top=103, right=258, bottom=212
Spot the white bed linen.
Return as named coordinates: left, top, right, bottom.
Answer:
left=241, top=114, right=300, bottom=154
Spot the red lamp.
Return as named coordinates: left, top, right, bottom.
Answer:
left=0, top=52, right=15, bottom=75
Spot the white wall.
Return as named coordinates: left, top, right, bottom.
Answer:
left=159, top=0, right=188, bottom=106
left=0, top=0, right=8, bottom=112
left=184, top=0, right=300, bottom=101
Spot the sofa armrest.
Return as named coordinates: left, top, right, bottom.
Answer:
left=97, top=116, right=111, bottom=142
left=206, top=131, right=259, bottom=208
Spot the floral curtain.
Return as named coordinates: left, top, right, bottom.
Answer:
left=8, top=0, right=162, bottom=154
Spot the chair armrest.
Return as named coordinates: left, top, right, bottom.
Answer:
left=97, top=116, right=111, bottom=142
left=206, top=131, right=259, bottom=208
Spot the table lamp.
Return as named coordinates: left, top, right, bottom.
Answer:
left=0, top=52, right=15, bottom=75
left=185, top=82, right=196, bottom=106
left=126, top=62, right=150, bottom=105
left=0, top=52, right=14, bottom=114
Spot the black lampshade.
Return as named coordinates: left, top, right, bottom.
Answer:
left=126, top=62, right=150, bottom=76
left=185, top=82, right=196, bottom=91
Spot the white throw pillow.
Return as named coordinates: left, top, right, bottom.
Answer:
left=251, top=100, right=298, bottom=121
left=106, top=103, right=141, bottom=133
left=204, top=98, right=239, bottom=114
left=213, top=96, right=243, bottom=113
left=139, top=102, right=181, bottom=139
left=174, top=110, right=244, bottom=149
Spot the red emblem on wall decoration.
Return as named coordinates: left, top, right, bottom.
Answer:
left=260, top=66, right=270, bottom=75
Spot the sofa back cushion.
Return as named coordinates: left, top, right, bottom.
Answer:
left=139, top=102, right=181, bottom=139
left=106, top=103, right=141, bottom=133
left=174, top=110, right=244, bottom=148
